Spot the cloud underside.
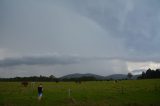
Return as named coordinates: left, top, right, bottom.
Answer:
left=0, top=55, right=128, bottom=77
left=0, top=55, right=160, bottom=67
left=0, top=56, right=79, bottom=67
left=0, top=55, right=160, bottom=78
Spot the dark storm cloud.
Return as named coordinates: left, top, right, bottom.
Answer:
left=1, top=55, right=160, bottom=67
left=0, top=55, right=81, bottom=67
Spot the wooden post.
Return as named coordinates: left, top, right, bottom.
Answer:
left=121, top=86, right=124, bottom=94
left=68, top=88, right=71, bottom=98
left=31, top=82, right=35, bottom=90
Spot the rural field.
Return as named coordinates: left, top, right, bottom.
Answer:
left=0, top=79, right=160, bottom=106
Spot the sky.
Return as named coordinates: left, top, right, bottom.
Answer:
left=0, top=0, right=160, bottom=78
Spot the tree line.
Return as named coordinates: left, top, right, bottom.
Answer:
left=0, top=75, right=98, bottom=82
left=0, top=75, right=59, bottom=82
left=138, top=68, right=160, bottom=79
left=1, top=68, right=160, bottom=82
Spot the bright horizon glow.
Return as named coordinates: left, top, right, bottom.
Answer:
left=127, top=61, right=160, bottom=71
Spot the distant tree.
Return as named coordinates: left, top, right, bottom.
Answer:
left=142, top=71, right=146, bottom=79
left=49, top=75, right=55, bottom=79
left=127, top=73, right=133, bottom=79
left=146, top=68, right=153, bottom=78
left=50, top=75, right=55, bottom=78
left=139, top=68, right=160, bottom=79
left=49, top=75, right=56, bottom=81
left=155, top=69, right=160, bottom=78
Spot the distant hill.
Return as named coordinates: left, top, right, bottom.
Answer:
left=0, top=73, right=141, bottom=82
left=60, top=73, right=104, bottom=80
left=60, top=73, right=130, bottom=80
left=60, top=73, right=141, bottom=80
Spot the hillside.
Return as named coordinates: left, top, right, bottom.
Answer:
left=60, top=73, right=135, bottom=80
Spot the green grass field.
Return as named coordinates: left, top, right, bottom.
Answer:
left=0, top=79, right=160, bottom=106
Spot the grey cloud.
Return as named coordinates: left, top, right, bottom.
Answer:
left=0, top=55, right=81, bottom=67
left=0, top=0, right=160, bottom=77
left=1, top=0, right=160, bottom=56
left=65, top=0, right=160, bottom=54
left=0, top=0, right=126, bottom=57
left=0, top=55, right=129, bottom=77
left=1, top=55, right=160, bottom=68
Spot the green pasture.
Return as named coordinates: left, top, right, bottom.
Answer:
left=0, top=79, right=160, bottom=106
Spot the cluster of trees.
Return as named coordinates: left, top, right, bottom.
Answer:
left=139, top=68, right=160, bottom=79
left=127, top=72, right=133, bottom=79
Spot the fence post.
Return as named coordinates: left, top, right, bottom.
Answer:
left=121, top=86, right=124, bottom=94
left=68, top=88, right=71, bottom=98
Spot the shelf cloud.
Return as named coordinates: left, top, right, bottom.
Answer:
left=0, top=55, right=82, bottom=67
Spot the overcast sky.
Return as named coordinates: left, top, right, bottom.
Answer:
left=0, top=0, right=160, bottom=77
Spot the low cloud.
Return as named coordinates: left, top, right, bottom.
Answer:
left=1, top=54, right=160, bottom=68
left=1, top=54, right=160, bottom=77
left=0, top=55, right=129, bottom=77
left=0, top=55, right=81, bottom=67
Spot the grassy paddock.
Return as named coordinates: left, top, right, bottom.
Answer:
left=0, top=79, right=160, bottom=106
